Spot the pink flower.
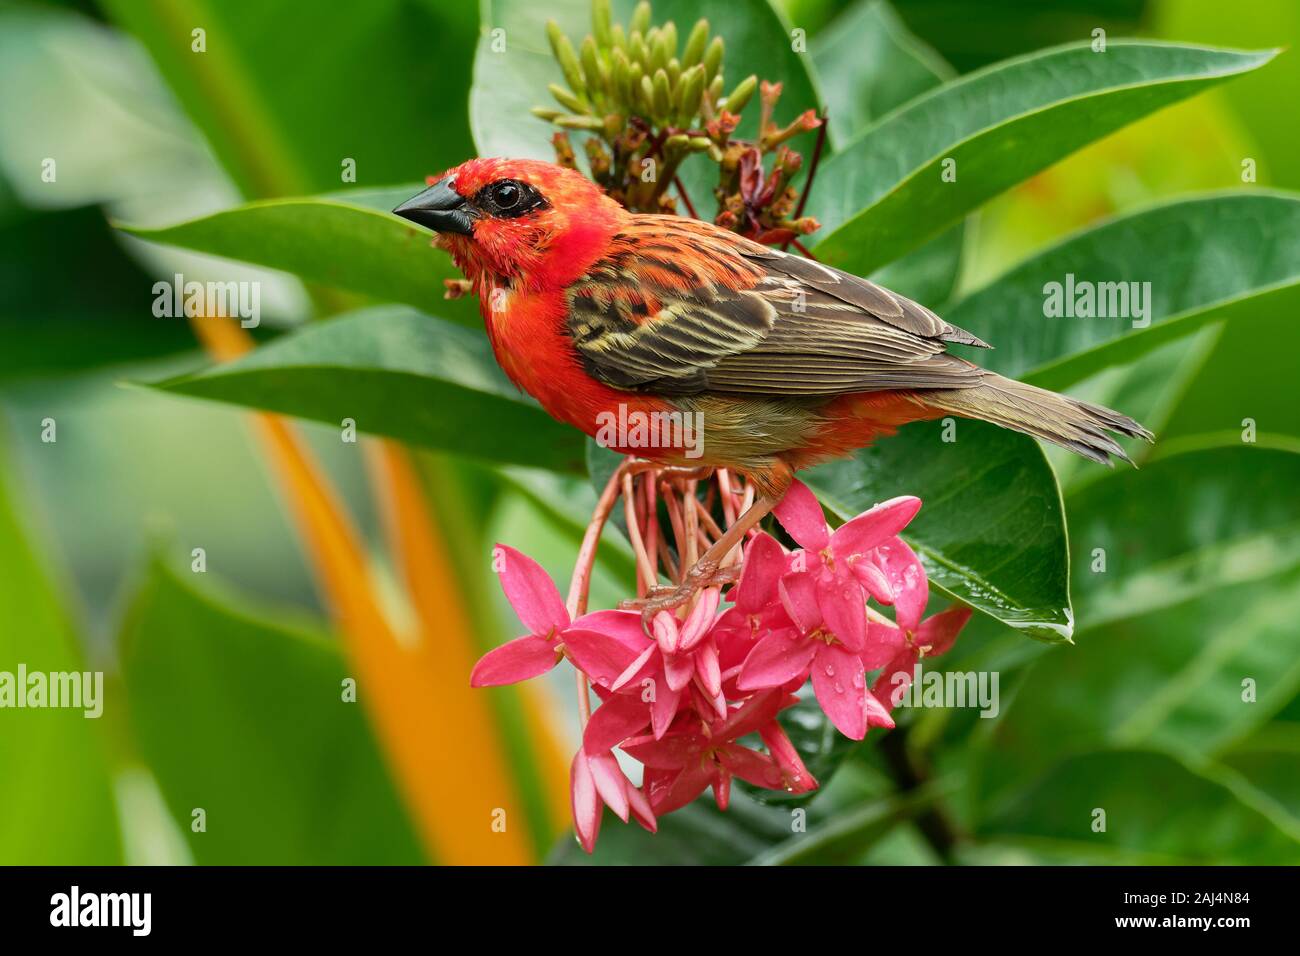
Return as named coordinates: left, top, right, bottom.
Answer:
left=570, top=747, right=656, bottom=854
left=470, top=544, right=643, bottom=686
left=622, top=690, right=800, bottom=814
left=566, top=588, right=724, bottom=746
left=871, top=606, right=974, bottom=713
left=774, top=480, right=921, bottom=621
left=738, top=571, right=895, bottom=739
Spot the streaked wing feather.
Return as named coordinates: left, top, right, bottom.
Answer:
left=565, top=217, right=985, bottom=397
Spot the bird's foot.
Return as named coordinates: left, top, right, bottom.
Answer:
left=619, top=557, right=741, bottom=627
left=623, top=458, right=715, bottom=483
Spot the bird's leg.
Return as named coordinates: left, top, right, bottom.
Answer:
left=620, top=494, right=778, bottom=622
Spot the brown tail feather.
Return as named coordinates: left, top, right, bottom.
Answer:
left=917, top=372, right=1154, bottom=466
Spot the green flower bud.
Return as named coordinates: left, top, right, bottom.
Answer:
left=630, top=1, right=651, bottom=37
left=703, top=36, right=724, bottom=82
left=723, top=74, right=756, bottom=114
left=546, top=21, right=586, bottom=102
left=554, top=114, right=607, bottom=131
left=682, top=20, right=709, bottom=68
left=676, top=64, right=705, bottom=126
left=580, top=36, right=605, bottom=99
left=652, top=68, right=672, bottom=120
left=548, top=83, right=587, bottom=115
left=531, top=107, right=562, bottom=121
left=592, top=0, right=613, bottom=49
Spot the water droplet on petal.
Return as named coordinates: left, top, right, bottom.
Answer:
left=834, top=682, right=844, bottom=694
left=824, top=664, right=835, bottom=676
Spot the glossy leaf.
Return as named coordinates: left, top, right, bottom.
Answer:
left=121, top=190, right=478, bottom=326
left=812, top=42, right=1277, bottom=275
left=944, top=192, right=1300, bottom=390
left=99, top=0, right=478, bottom=197
left=812, top=0, right=954, bottom=149
left=805, top=419, right=1072, bottom=643
left=120, top=559, right=425, bottom=864
left=149, top=305, right=585, bottom=472
left=978, top=750, right=1300, bottom=863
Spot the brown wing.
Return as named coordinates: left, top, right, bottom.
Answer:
left=565, top=216, right=988, bottom=397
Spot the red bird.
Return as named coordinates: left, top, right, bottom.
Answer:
left=395, top=158, right=1150, bottom=604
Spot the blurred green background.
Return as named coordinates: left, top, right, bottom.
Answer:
left=2, top=0, right=1298, bottom=865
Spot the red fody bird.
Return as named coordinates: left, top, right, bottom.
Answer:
left=395, top=157, right=1151, bottom=607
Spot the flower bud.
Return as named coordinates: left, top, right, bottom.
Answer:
left=722, top=74, right=757, bottom=114
left=592, top=0, right=613, bottom=49
left=548, top=83, right=587, bottom=115
left=630, top=0, right=651, bottom=37
left=652, top=68, right=672, bottom=121
left=703, top=36, right=724, bottom=81
left=682, top=19, right=709, bottom=68
left=554, top=114, right=606, bottom=131
left=547, top=21, right=587, bottom=103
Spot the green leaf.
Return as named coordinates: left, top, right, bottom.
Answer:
left=811, top=0, right=954, bottom=149
left=1219, top=722, right=1300, bottom=829
left=0, top=442, right=121, bottom=864
left=1068, top=441, right=1300, bottom=629
left=99, top=0, right=478, bottom=198
left=120, top=558, right=425, bottom=864
left=149, top=305, right=586, bottom=472
left=810, top=0, right=966, bottom=308
left=944, top=192, right=1300, bottom=390
left=2, top=205, right=195, bottom=381
left=811, top=42, right=1277, bottom=275
left=978, top=749, right=1300, bottom=863
left=971, top=443, right=1300, bottom=818
left=805, top=419, right=1072, bottom=643
left=120, top=190, right=478, bottom=326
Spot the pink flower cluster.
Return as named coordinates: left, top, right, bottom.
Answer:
left=470, top=479, right=971, bottom=852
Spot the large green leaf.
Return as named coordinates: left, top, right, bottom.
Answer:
left=99, top=0, right=477, bottom=198
left=971, top=443, right=1300, bottom=817
left=121, top=189, right=477, bottom=326
left=149, top=305, right=586, bottom=472
left=0, top=441, right=121, bottom=864
left=811, top=42, right=1276, bottom=275
left=2, top=205, right=196, bottom=381
left=810, top=0, right=966, bottom=308
left=978, top=749, right=1300, bottom=864
left=811, top=0, right=953, bottom=149
left=805, top=419, right=1072, bottom=643
left=944, top=192, right=1300, bottom=390
left=120, top=559, right=424, bottom=864
left=1068, top=441, right=1300, bottom=628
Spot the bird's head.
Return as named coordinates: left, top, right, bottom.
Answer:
left=393, top=157, right=626, bottom=289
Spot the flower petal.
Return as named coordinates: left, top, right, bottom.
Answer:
left=694, top=638, right=723, bottom=698
left=678, top=588, right=721, bottom=651
left=570, top=750, right=602, bottom=854
left=717, top=743, right=784, bottom=790
left=652, top=611, right=680, bottom=655
left=760, top=722, right=819, bottom=793
left=573, top=608, right=650, bottom=650
left=829, top=496, right=922, bottom=561
left=737, top=628, right=816, bottom=690
left=586, top=750, right=630, bottom=823
left=810, top=643, right=869, bottom=740
left=495, top=543, right=569, bottom=634
left=917, top=606, right=973, bottom=657
left=871, top=648, right=919, bottom=714
left=874, top=537, right=928, bottom=632
left=583, top=694, right=651, bottom=753
left=563, top=627, right=644, bottom=689
left=664, top=652, right=695, bottom=692
left=778, top=571, right=822, bottom=634
left=627, top=785, right=657, bottom=833
left=733, top=533, right=787, bottom=613
left=849, top=555, right=894, bottom=605
left=773, top=479, right=830, bottom=551
left=469, top=635, right=558, bottom=687
left=860, top=621, right=907, bottom=670
left=651, top=680, right=683, bottom=739
left=816, top=571, right=866, bottom=652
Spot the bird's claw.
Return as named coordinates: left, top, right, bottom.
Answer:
left=618, top=558, right=741, bottom=628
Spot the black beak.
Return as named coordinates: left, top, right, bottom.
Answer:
left=392, top=179, right=475, bottom=235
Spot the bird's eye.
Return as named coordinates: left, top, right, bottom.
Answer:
left=491, top=182, right=520, bottom=209
left=476, top=179, right=547, bottom=219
